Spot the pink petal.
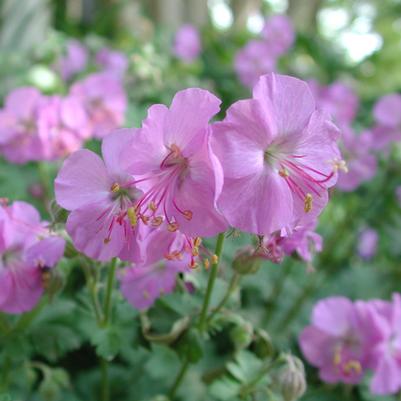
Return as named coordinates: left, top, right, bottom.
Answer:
left=299, top=325, right=333, bottom=367
left=55, top=149, right=112, bottom=210
left=371, top=355, right=401, bottom=395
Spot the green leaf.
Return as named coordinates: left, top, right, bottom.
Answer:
left=210, top=377, right=242, bottom=401
left=91, top=326, right=122, bottom=361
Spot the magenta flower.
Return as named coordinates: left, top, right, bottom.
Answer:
left=55, top=129, right=142, bottom=262
left=0, top=87, right=45, bottom=164
left=261, top=15, right=295, bottom=56
left=357, top=228, right=378, bottom=260
left=234, top=40, right=276, bottom=88
left=210, top=73, right=341, bottom=236
left=95, top=48, right=128, bottom=79
left=173, top=24, right=202, bottom=63
left=299, top=297, right=370, bottom=384
left=56, top=39, right=88, bottom=81
left=0, top=201, right=65, bottom=314
left=373, top=93, right=401, bottom=128
left=336, top=126, right=377, bottom=191
left=368, top=294, right=401, bottom=395
left=125, top=88, right=228, bottom=238
left=70, top=72, right=127, bottom=139
left=36, top=95, right=90, bottom=160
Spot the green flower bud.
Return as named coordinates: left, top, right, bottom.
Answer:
left=232, top=247, right=261, bottom=275
left=252, top=328, right=274, bottom=358
left=229, top=320, right=253, bottom=350
left=276, top=354, right=306, bottom=401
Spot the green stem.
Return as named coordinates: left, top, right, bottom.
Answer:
left=168, top=358, right=190, bottom=400
left=198, top=232, right=225, bottom=332
left=0, top=314, right=10, bottom=335
left=207, top=272, right=240, bottom=324
left=103, top=258, right=117, bottom=327
left=100, top=358, right=110, bottom=401
left=13, top=296, right=47, bottom=334
left=81, top=258, right=103, bottom=323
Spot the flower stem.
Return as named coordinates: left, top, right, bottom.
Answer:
left=100, top=358, right=110, bottom=401
left=103, top=258, right=117, bottom=327
left=168, top=358, right=190, bottom=400
left=207, top=272, right=240, bottom=324
left=198, top=232, right=225, bottom=333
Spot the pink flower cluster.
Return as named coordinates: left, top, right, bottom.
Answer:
left=0, top=200, right=65, bottom=314
left=55, top=73, right=342, bottom=310
left=300, top=295, right=401, bottom=396
left=309, top=80, right=378, bottom=191
left=0, top=73, right=126, bottom=163
left=235, top=15, right=295, bottom=88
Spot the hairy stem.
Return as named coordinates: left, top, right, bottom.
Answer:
left=198, top=232, right=226, bottom=332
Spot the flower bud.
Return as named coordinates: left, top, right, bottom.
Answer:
left=232, top=246, right=261, bottom=275
left=252, top=328, right=274, bottom=358
left=229, top=319, right=253, bottom=350
left=276, top=354, right=306, bottom=401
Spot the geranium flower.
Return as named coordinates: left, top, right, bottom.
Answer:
left=173, top=24, right=202, bottom=63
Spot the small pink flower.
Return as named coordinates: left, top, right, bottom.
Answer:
left=299, top=297, right=371, bottom=384
left=119, top=227, right=191, bottom=310
left=309, top=80, right=359, bottom=125
left=55, top=39, right=88, bottom=81
left=373, top=93, right=401, bottom=128
left=55, top=130, right=142, bottom=262
left=210, top=73, right=341, bottom=236
left=173, top=24, right=202, bottom=63
left=234, top=40, right=276, bottom=88
left=368, top=294, right=401, bottom=395
left=336, top=126, right=377, bottom=191
left=0, top=87, right=46, bottom=164
left=36, top=95, right=90, bottom=160
left=125, top=88, right=228, bottom=238
left=357, top=227, right=378, bottom=260
left=0, top=201, right=65, bottom=314
left=95, top=47, right=128, bottom=79
left=70, top=72, right=127, bottom=139
left=261, top=15, right=295, bottom=56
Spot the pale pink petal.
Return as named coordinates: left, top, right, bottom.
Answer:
left=370, top=355, right=401, bottom=395
left=299, top=325, right=333, bottom=367
left=55, top=149, right=112, bottom=210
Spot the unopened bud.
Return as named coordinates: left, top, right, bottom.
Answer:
left=276, top=354, right=306, bottom=401
left=229, top=320, right=253, bottom=350
left=232, top=246, right=261, bottom=275
left=252, top=328, right=274, bottom=358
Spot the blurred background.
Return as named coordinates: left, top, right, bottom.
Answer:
left=1, top=1, right=401, bottom=400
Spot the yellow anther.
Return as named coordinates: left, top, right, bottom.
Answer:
left=333, top=348, right=342, bottom=366
left=110, top=182, right=120, bottom=193
left=204, top=258, right=210, bottom=270
left=333, top=159, right=349, bottom=173
left=211, top=254, right=219, bottom=264
left=192, top=247, right=199, bottom=257
left=279, top=167, right=290, bottom=178
left=168, top=222, right=179, bottom=232
left=304, top=193, right=313, bottom=213
left=183, top=210, right=193, bottom=220
left=343, top=360, right=362, bottom=375
left=127, top=207, right=138, bottom=227
left=194, top=237, right=202, bottom=247
left=189, top=260, right=198, bottom=269
left=143, top=290, right=150, bottom=299
left=103, top=238, right=111, bottom=244
left=151, top=216, right=163, bottom=227
left=148, top=201, right=157, bottom=212
left=140, top=215, right=149, bottom=225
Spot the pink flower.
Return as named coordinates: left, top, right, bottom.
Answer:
left=119, top=227, right=191, bottom=310
left=309, top=80, right=359, bottom=125
left=95, top=47, right=128, bottom=79
left=336, top=126, right=377, bottom=191
left=210, top=73, right=341, bottom=236
left=55, top=130, right=143, bottom=262
left=262, top=219, right=322, bottom=263
left=0, top=201, right=65, bottom=314
left=0, top=87, right=46, bottom=164
left=173, top=24, right=202, bottom=63
left=299, top=297, right=371, bottom=384
left=261, top=15, right=295, bottom=56
left=373, top=94, right=401, bottom=128
left=234, top=40, right=276, bottom=88
left=368, top=294, right=401, bottom=395
left=70, top=72, right=127, bottom=139
left=124, top=88, right=228, bottom=238
left=357, top=228, right=378, bottom=260
left=56, top=39, right=88, bottom=81
left=36, top=95, right=90, bottom=160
